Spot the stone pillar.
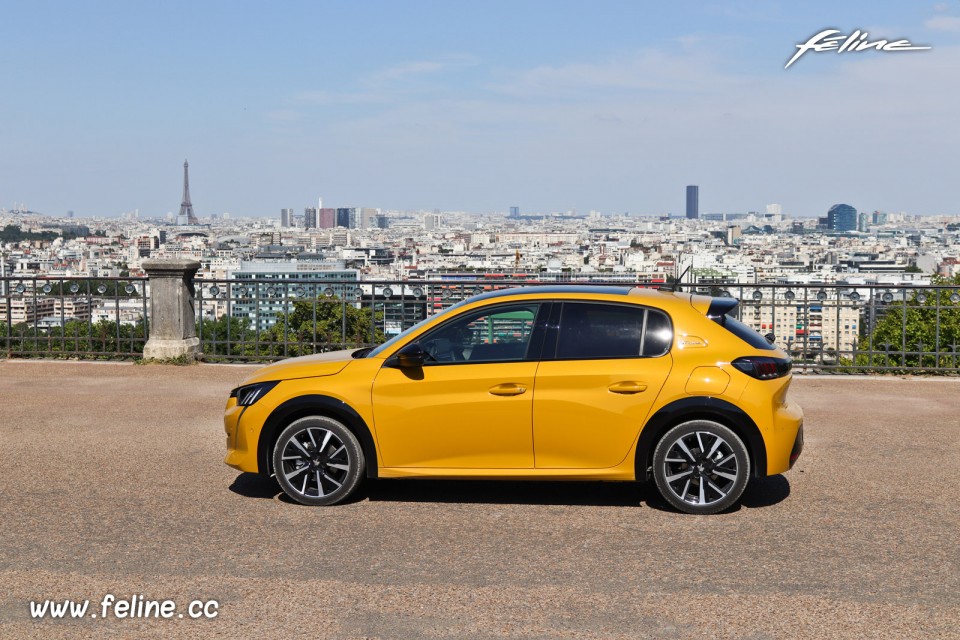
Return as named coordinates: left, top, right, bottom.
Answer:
left=142, top=258, right=202, bottom=360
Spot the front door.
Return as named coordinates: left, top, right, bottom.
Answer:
left=372, top=303, right=543, bottom=468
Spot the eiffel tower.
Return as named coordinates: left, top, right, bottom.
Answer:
left=179, top=159, right=198, bottom=225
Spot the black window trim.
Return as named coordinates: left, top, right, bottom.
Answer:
left=543, top=300, right=673, bottom=361
left=413, top=301, right=549, bottom=366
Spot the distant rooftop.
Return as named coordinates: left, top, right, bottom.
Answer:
left=236, top=259, right=352, bottom=273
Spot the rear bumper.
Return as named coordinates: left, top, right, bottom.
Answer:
left=765, top=400, right=804, bottom=475
left=789, top=422, right=804, bottom=469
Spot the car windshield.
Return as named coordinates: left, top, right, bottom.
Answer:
left=365, top=299, right=470, bottom=357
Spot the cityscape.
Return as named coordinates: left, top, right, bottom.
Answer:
left=2, top=157, right=959, bottom=358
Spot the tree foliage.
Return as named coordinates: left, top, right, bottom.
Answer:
left=1, top=225, right=59, bottom=242
left=4, top=296, right=385, bottom=361
left=198, top=297, right=385, bottom=361
left=856, top=275, right=960, bottom=370
left=0, top=318, right=146, bottom=358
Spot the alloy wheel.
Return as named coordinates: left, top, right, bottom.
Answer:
left=273, top=416, right=364, bottom=505
left=661, top=430, right=740, bottom=507
left=277, top=425, right=354, bottom=501
left=653, top=420, right=750, bottom=514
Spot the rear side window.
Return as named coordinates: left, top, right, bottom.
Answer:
left=642, top=309, right=673, bottom=356
left=555, top=302, right=672, bottom=359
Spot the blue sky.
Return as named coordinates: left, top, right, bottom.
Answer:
left=2, top=1, right=958, bottom=217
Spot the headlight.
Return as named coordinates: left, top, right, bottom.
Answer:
left=231, top=381, right=280, bottom=406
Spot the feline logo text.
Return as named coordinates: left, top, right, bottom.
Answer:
left=786, top=29, right=931, bottom=69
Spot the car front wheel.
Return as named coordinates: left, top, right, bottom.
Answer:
left=273, top=416, right=365, bottom=506
left=652, top=420, right=750, bottom=515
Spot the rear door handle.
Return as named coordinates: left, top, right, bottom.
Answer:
left=489, top=383, right=527, bottom=396
left=608, top=381, right=647, bottom=394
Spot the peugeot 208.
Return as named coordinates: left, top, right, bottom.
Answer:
left=224, top=286, right=803, bottom=514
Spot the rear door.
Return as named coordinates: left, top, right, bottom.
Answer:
left=532, top=302, right=673, bottom=468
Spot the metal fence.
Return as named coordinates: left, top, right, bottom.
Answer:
left=194, top=278, right=526, bottom=361
left=4, top=275, right=960, bottom=373
left=1, top=276, right=149, bottom=358
left=692, top=283, right=960, bottom=374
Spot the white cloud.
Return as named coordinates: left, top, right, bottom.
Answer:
left=265, top=109, right=301, bottom=122
left=925, top=15, right=960, bottom=31
left=489, top=48, right=741, bottom=98
left=292, top=90, right=389, bottom=106
left=362, top=54, right=480, bottom=86
left=365, top=61, right=446, bottom=83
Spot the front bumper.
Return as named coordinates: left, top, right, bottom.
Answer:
left=224, top=398, right=257, bottom=472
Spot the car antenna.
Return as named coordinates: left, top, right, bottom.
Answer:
left=659, top=265, right=691, bottom=293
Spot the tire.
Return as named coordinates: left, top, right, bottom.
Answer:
left=652, top=420, right=750, bottom=515
left=273, top=416, right=365, bottom=506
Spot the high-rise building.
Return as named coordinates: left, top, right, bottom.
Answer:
left=509, top=206, right=520, bottom=218
left=360, top=207, right=379, bottom=229
left=748, top=290, right=860, bottom=354
left=827, top=204, right=858, bottom=232
left=319, top=208, right=336, bottom=229
left=336, top=208, right=354, bottom=228
left=229, top=261, right=359, bottom=330
left=304, top=207, right=319, bottom=229
left=726, top=225, right=742, bottom=246
left=280, top=208, right=293, bottom=228
left=424, top=213, right=443, bottom=230
left=686, top=186, right=699, bottom=219
left=765, top=204, right=782, bottom=216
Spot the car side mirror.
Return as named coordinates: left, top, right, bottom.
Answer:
left=388, top=342, right=426, bottom=368
left=764, top=332, right=776, bottom=345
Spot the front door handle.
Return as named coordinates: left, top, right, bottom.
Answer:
left=489, top=383, right=527, bottom=396
left=608, top=381, right=647, bottom=394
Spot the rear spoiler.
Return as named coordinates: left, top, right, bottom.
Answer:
left=705, top=297, right=739, bottom=325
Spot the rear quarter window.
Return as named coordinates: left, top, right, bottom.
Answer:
left=718, top=314, right=776, bottom=351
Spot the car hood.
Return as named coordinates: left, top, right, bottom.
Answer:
left=240, top=349, right=359, bottom=385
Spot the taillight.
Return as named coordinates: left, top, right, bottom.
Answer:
left=731, top=356, right=792, bottom=380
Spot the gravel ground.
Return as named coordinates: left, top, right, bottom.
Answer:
left=0, top=361, right=958, bottom=639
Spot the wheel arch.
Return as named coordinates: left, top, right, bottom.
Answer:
left=257, top=395, right=379, bottom=479
left=634, top=397, right=767, bottom=481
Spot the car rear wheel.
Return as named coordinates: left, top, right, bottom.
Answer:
left=652, top=420, right=750, bottom=515
left=273, top=416, right=365, bottom=506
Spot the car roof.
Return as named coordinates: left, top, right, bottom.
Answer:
left=462, top=285, right=695, bottom=308
left=467, top=285, right=634, bottom=302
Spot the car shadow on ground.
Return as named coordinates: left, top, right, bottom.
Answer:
left=230, top=472, right=790, bottom=511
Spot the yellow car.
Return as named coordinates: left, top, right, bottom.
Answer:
left=224, top=285, right=803, bottom=514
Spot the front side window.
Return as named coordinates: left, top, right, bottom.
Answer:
left=555, top=302, right=672, bottom=359
left=419, top=304, right=540, bottom=363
